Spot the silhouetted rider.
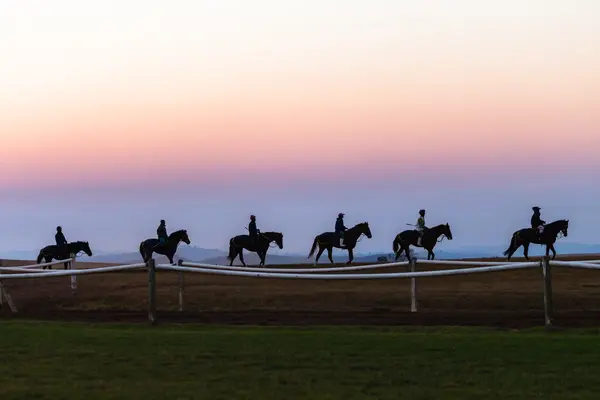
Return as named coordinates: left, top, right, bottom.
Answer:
left=154, top=219, right=168, bottom=249
left=55, top=226, right=68, bottom=255
left=416, top=209, right=428, bottom=246
left=249, top=215, right=259, bottom=245
left=531, top=206, right=546, bottom=236
left=335, top=213, right=347, bottom=246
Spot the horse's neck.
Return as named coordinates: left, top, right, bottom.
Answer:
left=429, top=225, right=444, bottom=237
left=544, top=222, right=563, bottom=233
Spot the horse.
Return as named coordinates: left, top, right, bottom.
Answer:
left=227, top=231, right=284, bottom=266
left=308, top=222, right=372, bottom=265
left=139, top=229, right=191, bottom=264
left=503, top=219, right=569, bottom=260
left=393, top=223, right=453, bottom=262
left=36, top=241, right=93, bottom=270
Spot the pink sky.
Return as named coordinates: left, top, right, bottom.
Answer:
left=1, top=0, right=599, bottom=190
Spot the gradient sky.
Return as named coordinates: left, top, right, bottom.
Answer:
left=1, top=0, right=599, bottom=255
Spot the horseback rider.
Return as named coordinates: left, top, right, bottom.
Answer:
left=248, top=215, right=259, bottom=246
left=416, top=209, right=428, bottom=246
left=335, top=213, right=347, bottom=246
left=531, top=206, right=546, bottom=237
left=154, top=219, right=168, bottom=249
left=55, top=226, right=68, bottom=255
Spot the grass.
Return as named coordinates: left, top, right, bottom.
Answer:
left=1, top=322, right=600, bottom=399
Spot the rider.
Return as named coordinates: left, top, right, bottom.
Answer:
left=155, top=219, right=168, bottom=249
left=416, top=209, right=428, bottom=246
left=248, top=215, right=259, bottom=246
left=531, top=206, right=546, bottom=237
left=335, top=213, right=347, bottom=246
left=55, top=226, right=68, bottom=255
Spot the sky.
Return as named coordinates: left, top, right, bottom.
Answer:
left=0, top=0, right=599, bottom=255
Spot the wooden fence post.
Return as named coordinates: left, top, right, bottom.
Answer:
left=177, top=259, right=184, bottom=312
left=148, top=258, right=157, bottom=325
left=541, top=256, right=553, bottom=329
left=410, top=258, right=417, bottom=312
left=69, top=253, right=77, bottom=295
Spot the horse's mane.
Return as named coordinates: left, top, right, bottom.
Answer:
left=546, top=219, right=568, bottom=226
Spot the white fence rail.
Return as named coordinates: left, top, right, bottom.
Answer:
left=3, top=255, right=600, bottom=327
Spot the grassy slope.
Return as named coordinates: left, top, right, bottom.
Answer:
left=1, top=322, right=600, bottom=399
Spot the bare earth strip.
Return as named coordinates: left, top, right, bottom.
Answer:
left=2, top=254, right=600, bottom=328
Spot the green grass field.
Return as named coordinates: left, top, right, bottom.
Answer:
left=2, top=322, right=600, bottom=399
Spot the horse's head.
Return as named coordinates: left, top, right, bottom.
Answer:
left=558, top=219, right=569, bottom=237
left=546, top=219, right=569, bottom=238
left=356, top=222, right=372, bottom=239
left=71, top=241, right=93, bottom=257
left=81, top=241, right=93, bottom=257
left=442, top=223, right=453, bottom=240
left=170, top=229, right=191, bottom=245
left=265, top=232, right=284, bottom=249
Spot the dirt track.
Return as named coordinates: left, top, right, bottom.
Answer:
left=2, top=255, right=600, bottom=328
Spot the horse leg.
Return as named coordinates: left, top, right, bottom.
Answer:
left=428, top=248, right=435, bottom=260
left=346, top=248, right=354, bottom=265
left=327, top=246, right=334, bottom=264
left=238, top=250, right=247, bottom=267
left=523, top=243, right=530, bottom=260
left=548, top=244, right=557, bottom=259
left=45, top=256, right=53, bottom=270
left=259, top=250, right=266, bottom=266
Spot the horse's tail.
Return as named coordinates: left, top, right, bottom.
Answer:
left=503, top=233, right=518, bottom=256
left=36, top=250, right=44, bottom=264
left=139, top=242, right=146, bottom=262
left=393, top=235, right=401, bottom=254
left=308, top=237, right=319, bottom=258
left=227, top=239, right=236, bottom=261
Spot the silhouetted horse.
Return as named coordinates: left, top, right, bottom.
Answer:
left=139, top=229, right=191, bottom=264
left=36, top=241, right=93, bottom=270
left=503, top=219, right=569, bottom=260
left=393, top=223, right=453, bottom=262
left=227, top=231, right=284, bottom=266
left=308, top=222, right=372, bottom=265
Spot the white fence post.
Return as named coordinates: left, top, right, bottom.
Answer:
left=177, top=259, right=184, bottom=312
left=410, top=258, right=417, bottom=312
left=69, top=253, right=77, bottom=294
left=541, top=256, right=553, bottom=329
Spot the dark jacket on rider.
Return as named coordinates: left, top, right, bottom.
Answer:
left=157, top=223, right=168, bottom=242
left=55, top=230, right=67, bottom=246
left=248, top=219, right=258, bottom=240
left=531, top=211, right=545, bottom=229
left=335, top=217, right=347, bottom=234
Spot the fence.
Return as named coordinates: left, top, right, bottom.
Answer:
left=2, top=255, right=600, bottom=328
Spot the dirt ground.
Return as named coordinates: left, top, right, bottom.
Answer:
left=2, top=254, right=600, bottom=328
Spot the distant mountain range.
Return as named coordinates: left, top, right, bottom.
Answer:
left=3, top=242, right=600, bottom=265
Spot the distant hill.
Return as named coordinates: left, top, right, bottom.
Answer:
left=5, top=241, right=600, bottom=266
